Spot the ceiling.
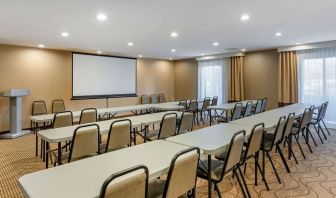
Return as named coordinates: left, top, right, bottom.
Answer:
left=0, top=0, right=336, bottom=60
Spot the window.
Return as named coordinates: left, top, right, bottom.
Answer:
left=297, top=48, right=336, bottom=126
left=198, top=58, right=230, bottom=104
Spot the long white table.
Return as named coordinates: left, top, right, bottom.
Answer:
left=38, top=111, right=183, bottom=168
left=19, top=140, right=191, bottom=198
left=30, top=102, right=181, bottom=123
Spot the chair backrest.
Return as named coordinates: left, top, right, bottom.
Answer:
left=163, top=147, right=200, bottom=198
left=322, top=101, right=329, bottom=119
left=68, top=124, right=100, bottom=162
left=211, top=96, right=218, bottom=106
left=79, top=108, right=97, bottom=124
left=105, top=119, right=132, bottom=152
left=99, top=165, right=148, bottom=198
left=159, top=93, right=166, bottom=103
left=307, top=106, right=315, bottom=124
left=261, top=98, right=267, bottom=112
left=32, top=100, right=47, bottom=115
left=52, top=111, right=73, bottom=128
left=218, top=130, right=246, bottom=181
left=150, top=94, right=159, bottom=104
left=178, top=100, right=188, bottom=111
left=299, top=108, right=311, bottom=130
left=267, top=116, right=286, bottom=149
left=254, top=99, right=263, bottom=114
left=188, top=100, right=197, bottom=111
left=158, top=113, right=177, bottom=139
left=52, top=99, right=65, bottom=113
left=243, top=123, right=265, bottom=160
left=141, top=95, right=149, bottom=104
left=178, top=111, right=193, bottom=134
left=201, top=97, right=211, bottom=110
left=243, top=101, right=253, bottom=117
left=282, top=112, right=295, bottom=140
left=231, top=102, right=243, bottom=121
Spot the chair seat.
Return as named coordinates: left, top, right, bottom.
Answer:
left=291, top=127, right=300, bottom=135
left=197, top=159, right=224, bottom=181
left=99, top=143, right=127, bottom=153
left=262, top=133, right=275, bottom=150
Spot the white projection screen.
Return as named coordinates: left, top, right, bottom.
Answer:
left=72, top=53, right=137, bottom=99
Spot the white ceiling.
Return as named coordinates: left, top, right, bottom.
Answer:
left=0, top=0, right=336, bottom=59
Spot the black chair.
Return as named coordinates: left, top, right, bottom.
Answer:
left=196, top=97, right=211, bottom=124
left=99, top=165, right=149, bottom=198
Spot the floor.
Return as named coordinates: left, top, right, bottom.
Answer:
left=1, top=124, right=336, bottom=198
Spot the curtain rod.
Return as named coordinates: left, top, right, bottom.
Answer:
left=196, top=52, right=245, bottom=61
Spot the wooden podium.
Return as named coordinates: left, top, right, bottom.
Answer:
left=0, top=89, right=31, bottom=139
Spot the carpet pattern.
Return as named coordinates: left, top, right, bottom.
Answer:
left=0, top=126, right=336, bottom=198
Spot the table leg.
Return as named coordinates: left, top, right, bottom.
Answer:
left=57, top=142, right=62, bottom=166
left=208, top=155, right=212, bottom=198
left=144, top=126, right=147, bottom=143
left=288, top=135, right=292, bottom=159
left=45, top=142, right=49, bottom=169
left=133, top=128, right=137, bottom=145
left=209, top=110, right=212, bottom=126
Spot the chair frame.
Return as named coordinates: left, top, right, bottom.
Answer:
left=52, top=99, right=66, bottom=113
left=177, top=110, right=194, bottom=134
left=104, top=119, right=133, bottom=153
left=243, top=101, right=253, bottom=117
left=157, top=113, right=178, bottom=139
left=99, top=165, right=149, bottom=198
left=254, top=99, right=263, bottom=114
left=68, top=124, right=100, bottom=163
left=79, top=108, right=98, bottom=124
left=163, top=147, right=200, bottom=198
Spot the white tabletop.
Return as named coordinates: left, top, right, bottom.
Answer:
left=208, top=100, right=257, bottom=110
left=30, top=102, right=181, bottom=123
left=38, top=111, right=183, bottom=143
left=19, top=140, right=191, bottom=198
left=230, top=103, right=311, bottom=131
left=166, top=123, right=248, bottom=155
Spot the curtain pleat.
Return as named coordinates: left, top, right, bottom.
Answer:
left=278, top=51, right=298, bottom=106
left=229, top=56, right=244, bottom=101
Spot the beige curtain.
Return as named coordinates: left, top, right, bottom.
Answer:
left=278, top=51, right=298, bottom=105
left=229, top=56, right=244, bottom=101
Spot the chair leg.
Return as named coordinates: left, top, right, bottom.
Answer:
left=303, top=129, right=313, bottom=153
left=234, top=168, right=248, bottom=198
left=313, top=125, right=324, bottom=144
left=244, top=163, right=247, bottom=174
left=294, top=134, right=306, bottom=159
left=35, top=132, right=38, bottom=156
left=307, top=127, right=318, bottom=146
left=266, top=152, right=281, bottom=184
left=255, top=155, right=269, bottom=191
left=321, top=120, right=331, bottom=136
left=238, top=166, right=251, bottom=198
left=318, top=123, right=327, bottom=140
left=287, top=140, right=298, bottom=164
left=276, top=144, right=290, bottom=173
left=214, top=183, right=222, bottom=198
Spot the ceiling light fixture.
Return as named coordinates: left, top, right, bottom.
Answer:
left=275, top=32, right=282, bottom=37
left=240, top=14, right=250, bottom=21
left=171, top=49, right=176, bottom=52
left=170, top=32, right=178, bottom=37
left=97, top=13, right=107, bottom=21
left=296, top=42, right=301, bottom=45
left=242, top=48, right=246, bottom=52
left=213, top=42, right=219, bottom=46
left=61, top=32, right=69, bottom=37
left=138, top=54, right=143, bottom=58
left=38, top=44, right=45, bottom=48
left=97, top=51, right=102, bottom=54
left=169, top=58, right=173, bottom=60
left=128, top=42, right=134, bottom=46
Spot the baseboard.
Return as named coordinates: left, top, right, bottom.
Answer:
left=0, top=128, right=32, bottom=135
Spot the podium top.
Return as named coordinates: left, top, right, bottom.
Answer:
left=1, top=89, right=30, bottom=97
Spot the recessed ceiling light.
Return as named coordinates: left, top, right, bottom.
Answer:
left=241, top=49, right=246, bottom=52
left=97, top=51, right=102, bottom=54
left=213, top=42, right=219, bottom=46
left=38, top=44, right=45, bottom=48
left=169, top=58, right=173, bottom=60
left=296, top=42, right=301, bottom=45
left=61, top=32, right=69, bottom=37
left=128, top=42, right=134, bottom=46
left=170, top=32, right=178, bottom=37
left=171, top=49, right=176, bottom=52
left=138, top=54, right=143, bottom=58
left=240, top=14, right=250, bottom=21
left=97, top=13, right=107, bottom=21
left=275, top=32, right=282, bottom=37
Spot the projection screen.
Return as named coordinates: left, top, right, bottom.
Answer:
left=72, top=53, right=137, bottom=99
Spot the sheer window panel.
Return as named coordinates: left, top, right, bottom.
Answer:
left=297, top=47, right=336, bottom=127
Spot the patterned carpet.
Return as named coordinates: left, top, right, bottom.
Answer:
left=1, top=126, right=336, bottom=198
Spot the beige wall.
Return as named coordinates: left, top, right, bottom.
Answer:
left=174, top=59, right=198, bottom=100
left=243, top=49, right=279, bottom=109
left=0, top=44, right=174, bottom=132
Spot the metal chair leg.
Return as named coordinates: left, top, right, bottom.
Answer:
left=266, top=152, right=281, bottom=184
left=313, top=125, right=324, bottom=144
left=255, top=155, right=269, bottom=191
left=294, top=134, right=306, bottom=159
left=287, top=140, right=298, bottom=164
left=234, top=168, right=248, bottom=198
left=276, top=144, right=290, bottom=173
left=318, top=123, right=327, bottom=140
left=238, top=166, right=251, bottom=198
left=321, top=120, right=331, bottom=135
left=214, top=183, right=222, bottom=198
left=306, top=127, right=318, bottom=146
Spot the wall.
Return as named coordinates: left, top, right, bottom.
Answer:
left=173, top=59, right=198, bottom=100
left=243, top=49, right=279, bottom=109
left=0, top=44, right=174, bottom=132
